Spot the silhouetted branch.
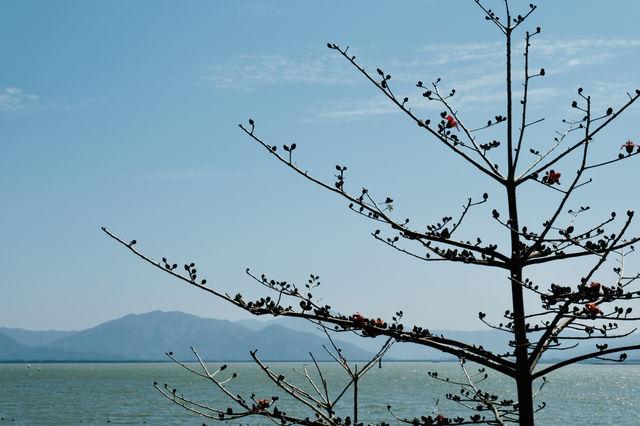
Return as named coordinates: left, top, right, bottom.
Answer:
left=522, top=90, right=640, bottom=182
left=326, top=44, right=505, bottom=182
left=532, top=344, right=640, bottom=380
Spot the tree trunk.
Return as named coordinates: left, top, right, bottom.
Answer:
left=511, top=268, right=534, bottom=425
left=504, top=12, right=535, bottom=425
left=507, top=183, right=534, bottom=425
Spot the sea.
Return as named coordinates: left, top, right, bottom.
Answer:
left=1, top=361, right=638, bottom=425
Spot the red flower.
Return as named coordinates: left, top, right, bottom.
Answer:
left=435, top=413, right=447, bottom=423
left=620, top=140, right=639, bottom=154
left=584, top=303, right=603, bottom=315
left=543, top=169, right=561, bottom=185
left=445, top=115, right=459, bottom=130
left=590, top=282, right=601, bottom=290
left=257, top=399, right=271, bottom=408
left=375, top=317, right=384, bottom=326
left=351, top=312, right=366, bottom=326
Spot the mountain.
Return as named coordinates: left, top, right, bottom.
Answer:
left=237, top=317, right=315, bottom=333
left=0, top=333, right=32, bottom=359
left=237, top=318, right=509, bottom=360
left=1, top=311, right=372, bottom=362
left=2, top=311, right=638, bottom=362
left=0, top=332, right=124, bottom=362
left=0, top=327, right=78, bottom=347
left=234, top=317, right=640, bottom=362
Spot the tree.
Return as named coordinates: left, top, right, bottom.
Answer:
left=104, top=1, right=640, bottom=424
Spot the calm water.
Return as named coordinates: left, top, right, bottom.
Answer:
left=1, top=361, right=638, bottom=425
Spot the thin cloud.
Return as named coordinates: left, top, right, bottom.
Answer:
left=587, top=80, right=640, bottom=113
left=415, top=37, right=639, bottom=83
left=305, top=81, right=567, bottom=123
left=305, top=96, right=398, bottom=122
left=0, top=87, right=38, bottom=113
left=537, top=39, right=639, bottom=76
left=217, top=36, right=638, bottom=121
left=203, top=54, right=358, bottom=89
left=203, top=37, right=638, bottom=91
left=533, top=38, right=640, bottom=59
left=419, top=41, right=503, bottom=65
left=449, top=72, right=503, bottom=93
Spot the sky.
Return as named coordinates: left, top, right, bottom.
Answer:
left=1, top=0, right=639, bottom=331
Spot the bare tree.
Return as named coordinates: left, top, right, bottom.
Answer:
left=104, top=1, right=640, bottom=424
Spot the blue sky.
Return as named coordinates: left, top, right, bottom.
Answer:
left=1, top=1, right=639, bottom=331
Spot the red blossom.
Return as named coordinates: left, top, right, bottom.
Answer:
left=375, top=317, right=384, bottom=326
left=257, top=399, right=271, bottom=408
left=620, top=140, right=639, bottom=154
left=584, top=303, right=603, bottom=315
left=543, top=169, right=561, bottom=185
left=351, top=312, right=366, bottom=326
left=590, top=282, right=601, bottom=290
left=445, top=115, right=459, bottom=130
left=435, top=413, right=447, bottom=423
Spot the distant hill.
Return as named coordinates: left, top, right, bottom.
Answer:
left=0, top=332, right=124, bottom=362
left=2, top=311, right=638, bottom=363
left=235, top=317, right=640, bottom=362
left=0, top=327, right=78, bottom=347
left=0, top=311, right=372, bottom=362
left=0, top=333, right=33, bottom=359
left=237, top=318, right=512, bottom=360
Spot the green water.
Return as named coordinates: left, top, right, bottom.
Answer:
left=1, top=362, right=638, bottom=425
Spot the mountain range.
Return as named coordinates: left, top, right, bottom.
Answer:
left=0, top=311, right=371, bottom=362
left=1, top=311, right=638, bottom=363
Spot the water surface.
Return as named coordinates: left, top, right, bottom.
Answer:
left=1, top=362, right=638, bottom=424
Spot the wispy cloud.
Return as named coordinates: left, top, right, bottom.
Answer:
left=0, top=87, right=38, bottom=113
left=418, top=38, right=640, bottom=68
left=203, top=54, right=358, bottom=89
left=534, top=38, right=640, bottom=59
left=304, top=96, right=398, bottom=122
left=204, top=36, right=639, bottom=92
left=533, top=38, right=640, bottom=76
left=303, top=79, right=569, bottom=123
left=213, top=36, right=638, bottom=121
left=586, top=80, right=640, bottom=113
left=448, top=72, right=503, bottom=93
left=419, top=41, right=503, bottom=65
left=345, top=36, right=639, bottom=114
